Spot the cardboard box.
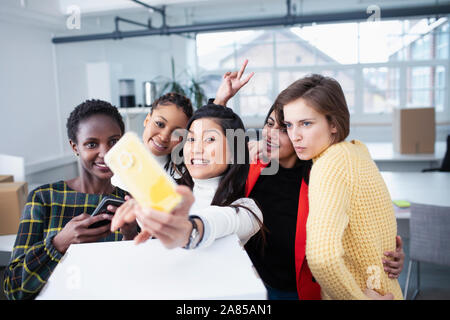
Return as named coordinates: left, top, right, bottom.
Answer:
left=0, top=175, right=14, bottom=183
left=0, top=182, right=28, bottom=235
left=393, top=107, right=435, bottom=154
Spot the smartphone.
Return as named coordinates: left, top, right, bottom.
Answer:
left=104, top=132, right=182, bottom=213
left=89, top=197, right=125, bottom=229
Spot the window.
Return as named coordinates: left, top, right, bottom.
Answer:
left=196, top=16, right=449, bottom=125
left=363, top=67, right=399, bottom=113
left=238, top=72, right=273, bottom=117
left=407, top=66, right=432, bottom=107
left=436, top=23, right=449, bottom=59
left=321, top=69, right=355, bottom=113
left=358, top=20, right=403, bottom=63
left=435, top=66, right=446, bottom=112
left=411, top=34, right=432, bottom=60
left=405, top=66, right=446, bottom=111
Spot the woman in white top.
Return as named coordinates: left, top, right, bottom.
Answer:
left=111, top=104, right=263, bottom=249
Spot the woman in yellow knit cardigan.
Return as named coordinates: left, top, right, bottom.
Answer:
left=275, top=74, right=403, bottom=300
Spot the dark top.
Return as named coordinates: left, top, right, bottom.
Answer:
left=3, top=181, right=128, bottom=300
left=245, top=160, right=311, bottom=292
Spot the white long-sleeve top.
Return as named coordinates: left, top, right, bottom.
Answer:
left=189, top=176, right=263, bottom=248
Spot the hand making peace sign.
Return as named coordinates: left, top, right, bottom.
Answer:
left=213, top=59, right=255, bottom=106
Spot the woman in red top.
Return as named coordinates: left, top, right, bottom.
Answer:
left=213, top=61, right=405, bottom=300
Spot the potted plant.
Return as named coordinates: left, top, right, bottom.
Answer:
left=157, top=57, right=206, bottom=109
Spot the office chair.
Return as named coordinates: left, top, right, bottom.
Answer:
left=422, top=134, right=450, bottom=172
left=404, top=203, right=450, bottom=299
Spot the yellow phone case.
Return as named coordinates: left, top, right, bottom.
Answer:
left=105, top=132, right=182, bottom=213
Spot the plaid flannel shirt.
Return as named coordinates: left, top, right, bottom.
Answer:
left=3, top=181, right=128, bottom=300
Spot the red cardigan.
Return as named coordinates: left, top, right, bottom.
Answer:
left=245, top=160, right=321, bottom=300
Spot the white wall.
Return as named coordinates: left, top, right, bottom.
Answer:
left=0, top=18, right=63, bottom=165
left=0, top=7, right=192, bottom=184
left=54, top=28, right=192, bottom=150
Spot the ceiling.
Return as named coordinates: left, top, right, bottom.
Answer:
left=2, top=0, right=449, bottom=34
left=6, top=0, right=450, bottom=17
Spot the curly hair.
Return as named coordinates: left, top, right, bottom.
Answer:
left=151, top=92, right=193, bottom=119
left=66, top=99, right=125, bottom=143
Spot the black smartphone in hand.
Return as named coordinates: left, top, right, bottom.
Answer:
left=89, top=197, right=125, bottom=229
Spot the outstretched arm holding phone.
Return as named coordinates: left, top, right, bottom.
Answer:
left=111, top=185, right=198, bottom=248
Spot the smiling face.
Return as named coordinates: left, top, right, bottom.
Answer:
left=262, top=111, right=297, bottom=166
left=183, top=118, right=229, bottom=179
left=283, top=98, right=337, bottom=161
left=142, top=103, right=189, bottom=156
left=70, top=114, right=122, bottom=180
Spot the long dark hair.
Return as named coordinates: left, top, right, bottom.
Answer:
left=177, top=104, right=248, bottom=204
left=176, top=103, right=265, bottom=236
left=263, top=103, right=312, bottom=183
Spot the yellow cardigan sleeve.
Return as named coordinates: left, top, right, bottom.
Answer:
left=306, top=153, right=367, bottom=300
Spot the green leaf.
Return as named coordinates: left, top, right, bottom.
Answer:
left=157, top=56, right=207, bottom=109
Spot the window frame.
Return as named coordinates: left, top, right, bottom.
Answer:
left=195, top=17, right=450, bottom=128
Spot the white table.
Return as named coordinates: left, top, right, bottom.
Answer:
left=381, top=171, right=450, bottom=219
left=37, top=234, right=266, bottom=300
left=367, top=142, right=446, bottom=172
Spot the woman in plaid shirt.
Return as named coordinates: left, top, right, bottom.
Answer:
left=3, top=100, right=137, bottom=300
